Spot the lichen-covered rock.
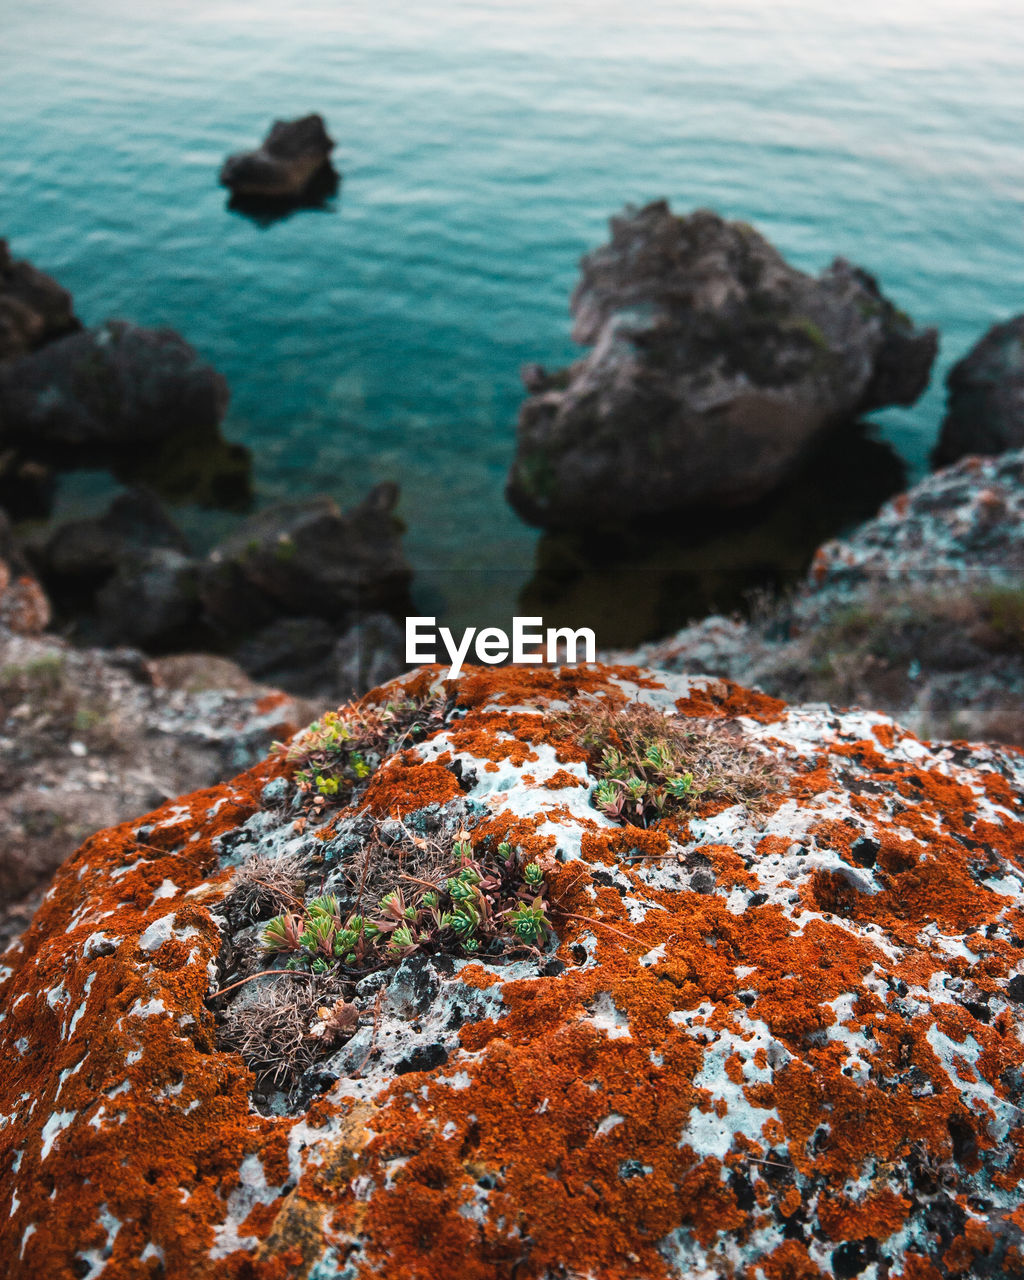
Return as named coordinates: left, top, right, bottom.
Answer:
left=0, top=238, right=79, bottom=361
left=618, top=450, right=1024, bottom=745
left=935, top=316, right=1024, bottom=466
left=507, top=201, right=937, bottom=530
left=3, top=663, right=1023, bottom=1278
left=220, top=114, right=337, bottom=200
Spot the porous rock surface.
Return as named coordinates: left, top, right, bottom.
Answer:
left=617, top=450, right=1024, bottom=746
left=3, top=663, right=1024, bottom=1278
left=507, top=201, right=937, bottom=529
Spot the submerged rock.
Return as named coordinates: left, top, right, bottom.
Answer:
left=519, top=421, right=908, bottom=648
left=507, top=201, right=937, bottom=529
left=935, top=314, right=1024, bottom=465
left=616, top=449, right=1024, bottom=745
left=219, top=113, right=337, bottom=200
left=1, top=663, right=1023, bottom=1277
left=0, top=239, right=79, bottom=361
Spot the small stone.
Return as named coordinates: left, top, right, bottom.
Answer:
left=261, top=777, right=290, bottom=807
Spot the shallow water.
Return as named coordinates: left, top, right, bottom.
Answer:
left=2, top=0, right=1022, bottom=639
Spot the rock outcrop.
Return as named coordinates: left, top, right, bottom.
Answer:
left=198, top=484, right=412, bottom=694
left=935, top=316, right=1024, bottom=465
left=507, top=202, right=938, bottom=530
left=0, top=239, right=79, bottom=361
left=22, top=482, right=412, bottom=695
left=220, top=114, right=337, bottom=200
left=0, top=319, right=229, bottom=454
left=0, top=612, right=320, bottom=948
left=617, top=449, right=1024, bottom=745
left=2, top=663, right=1023, bottom=1277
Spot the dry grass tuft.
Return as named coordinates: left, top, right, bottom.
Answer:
left=218, top=972, right=353, bottom=1090
left=555, top=698, right=784, bottom=826
left=229, top=850, right=307, bottom=921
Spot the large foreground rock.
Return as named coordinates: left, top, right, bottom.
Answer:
left=617, top=449, right=1024, bottom=745
left=508, top=202, right=938, bottom=529
left=220, top=113, right=337, bottom=200
left=0, top=239, right=79, bottom=361
left=2, top=664, right=1023, bottom=1277
left=935, top=315, right=1024, bottom=465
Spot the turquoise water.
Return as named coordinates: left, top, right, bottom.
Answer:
left=2, top=0, right=1022, bottom=636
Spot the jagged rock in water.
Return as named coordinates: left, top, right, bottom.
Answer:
left=935, top=315, right=1024, bottom=465
left=0, top=239, right=79, bottom=361
left=2, top=663, right=1023, bottom=1277
left=219, top=113, right=337, bottom=200
left=507, top=201, right=938, bottom=530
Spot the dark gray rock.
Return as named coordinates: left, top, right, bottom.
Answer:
left=199, top=483, right=412, bottom=638
left=220, top=114, right=336, bottom=199
left=0, top=240, right=79, bottom=361
left=94, top=548, right=202, bottom=651
left=934, top=315, right=1024, bottom=465
left=507, top=202, right=937, bottom=530
left=33, top=488, right=202, bottom=651
left=0, top=319, right=229, bottom=454
left=41, top=486, right=191, bottom=589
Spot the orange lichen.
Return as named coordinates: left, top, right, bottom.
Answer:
left=674, top=679, right=786, bottom=724
left=543, top=769, right=584, bottom=790
left=360, top=753, right=463, bottom=815
left=2, top=663, right=1022, bottom=1280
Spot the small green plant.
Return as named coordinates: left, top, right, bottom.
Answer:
left=556, top=698, right=780, bottom=827
left=261, top=835, right=551, bottom=975
left=282, top=690, right=452, bottom=803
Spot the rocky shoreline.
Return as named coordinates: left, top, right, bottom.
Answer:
left=1, top=191, right=1023, bottom=1276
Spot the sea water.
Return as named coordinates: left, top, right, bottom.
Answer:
left=2, top=0, right=1021, bottom=640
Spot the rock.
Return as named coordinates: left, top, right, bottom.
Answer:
left=507, top=201, right=937, bottom=529
left=519, top=421, right=907, bottom=648
left=219, top=113, right=337, bottom=200
left=2, top=663, right=1023, bottom=1277
left=0, top=319, right=229, bottom=455
left=0, top=239, right=79, bottom=361
left=614, top=449, right=1024, bottom=745
left=0, top=623, right=321, bottom=949
left=39, top=486, right=191, bottom=596
left=199, top=483, right=413, bottom=637
left=31, top=487, right=204, bottom=650
left=94, top=547, right=202, bottom=651
left=234, top=612, right=407, bottom=702
left=935, top=315, right=1024, bottom=465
